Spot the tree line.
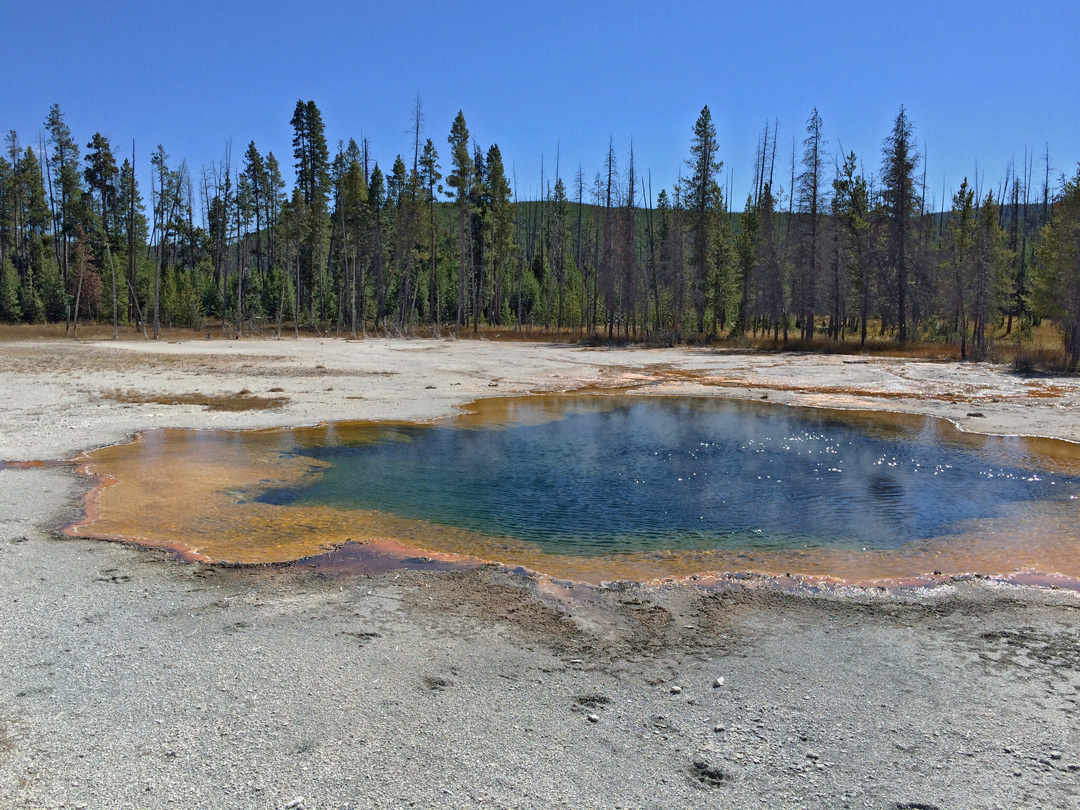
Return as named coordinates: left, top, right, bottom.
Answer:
left=1, top=100, right=1078, bottom=366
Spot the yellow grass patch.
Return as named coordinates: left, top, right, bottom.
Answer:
left=103, top=388, right=287, bottom=412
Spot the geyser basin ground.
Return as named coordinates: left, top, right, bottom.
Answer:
left=69, top=394, right=1080, bottom=584
left=5, top=342, right=1080, bottom=808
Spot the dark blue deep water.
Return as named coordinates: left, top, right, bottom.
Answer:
left=255, top=398, right=1079, bottom=555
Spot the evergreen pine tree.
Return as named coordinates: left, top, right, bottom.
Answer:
left=881, top=106, right=920, bottom=344
left=686, top=106, right=722, bottom=333
left=1033, top=166, right=1080, bottom=366
left=45, top=105, right=81, bottom=283
left=796, top=108, right=827, bottom=340
left=85, top=133, right=120, bottom=336
left=0, top=257, right=21, bottom=322
left=446, top=112, right=473, bottom=328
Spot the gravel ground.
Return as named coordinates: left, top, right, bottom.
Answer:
left=1, top=337, right=1079, bottom=809
left=2, top=338, right=1079, bottom=462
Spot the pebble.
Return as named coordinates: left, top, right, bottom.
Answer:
left=587, top=714, right=599, bottom=724
left=713, top=677, right=725, bottom=688
left=670, top=686, right=682, bottom=694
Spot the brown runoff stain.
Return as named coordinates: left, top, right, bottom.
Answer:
left=103, top=388, right=287, bottom=412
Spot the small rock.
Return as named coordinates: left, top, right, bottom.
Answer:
left=1049, top=751, right=1062, bottom=761
left=713, top=677, right=725, bottom=688
left=714, top=724, right=725, bottom=733
left=967, top=412, right=986, bottom=418
left=670, top=685, right=682, bottom=694
left=283, top=800, right=305, bottom=810
left=690, top=751, right=732, bottom=787
left=587, top=713, right=599, bottom=724
left=806, top=750, right=820, bottom=760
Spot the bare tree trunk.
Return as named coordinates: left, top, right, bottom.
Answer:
left=154, top=232, right=162, bottom=340
left=108, top=243, right=118, bottom=339
left=41, top=138, right=64, bottom=283
left=294, top=254, right=301, bottom=339
left=101, top=194, right=119, bottom=341
left=428, top=180, right=438, bottom=328
left=130, top=142, right=139, bottom=331
left=236, top=169, right=244, bottom=338
left=73, top=276, right=83, bottom=338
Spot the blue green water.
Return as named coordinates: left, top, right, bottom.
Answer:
left=254, top=397, right=1079, bottom=555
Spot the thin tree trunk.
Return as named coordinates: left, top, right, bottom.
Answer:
left=236, top=170, right=244, bottom=338
left=130, top=142, right=138, bottom=330
left=294, top=254, right=301, bottom=338
left=108, top=243, right=118, bottom=339
left=73, top=255, right=84, bottom=339
left=41, top=138, right=64, bottom=282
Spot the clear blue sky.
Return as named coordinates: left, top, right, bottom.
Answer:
left=4, top=0, right=1077, bottom=214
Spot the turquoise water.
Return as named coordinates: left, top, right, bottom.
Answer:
left=255, top=397, right=1079, bottom=555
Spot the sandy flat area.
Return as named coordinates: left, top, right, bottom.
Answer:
left=2, top=337, right=1080, bottom=461
left=1, top=336, right=1078, bottom=809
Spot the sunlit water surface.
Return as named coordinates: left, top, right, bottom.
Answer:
left=258, top=397, right=1079, bottom=553
left=72, top=396, right=1080, bottom=582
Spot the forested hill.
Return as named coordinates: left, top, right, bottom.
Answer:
left=2, top=101, right=1078, bottom=367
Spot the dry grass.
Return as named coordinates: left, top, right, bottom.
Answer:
left=0, top=319, right=1072, bottom=372
left=1006, top=346, right=1072, bottom=374
left=0, top=323, right=219, bottom=342
left=104, top=388, right=288, bottom=412
left=732, top=336, right=958, bottom=360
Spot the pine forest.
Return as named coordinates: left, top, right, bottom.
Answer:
left=2, top=101, right=1079, bottom=368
